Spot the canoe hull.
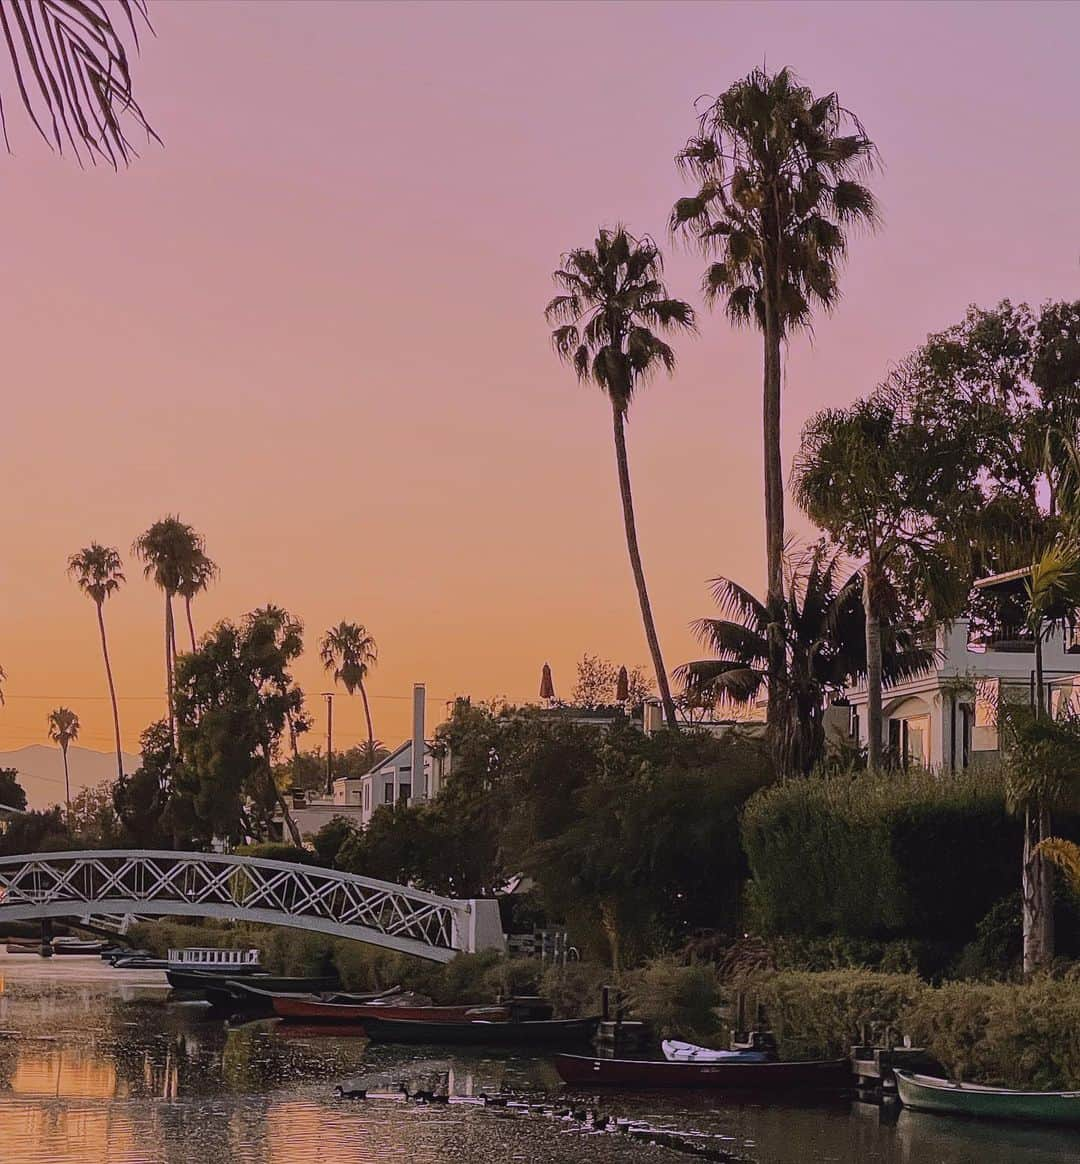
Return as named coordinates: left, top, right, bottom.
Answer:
left=361, top=1016, right=600, bottom=1047
left=895, top=1070, right=1080, bottom=1126
left=166, top=969, right=340, bottom=995
left=272, top=996, right=508, bottom=1023
left=555, top=1053, right=850, bottom=1091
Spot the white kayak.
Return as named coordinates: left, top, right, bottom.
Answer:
left=662, top=1039, right=769, bottom=1063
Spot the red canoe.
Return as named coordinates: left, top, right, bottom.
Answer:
left=272, top=995, right=510, bottom=1024
left=554, top=1053, right=851, bottom=1091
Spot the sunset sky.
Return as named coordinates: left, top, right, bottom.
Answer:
left=1, top=0, right=1077, bottom=777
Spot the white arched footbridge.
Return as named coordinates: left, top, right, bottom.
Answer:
left=0, top=851, right=505, bottom=963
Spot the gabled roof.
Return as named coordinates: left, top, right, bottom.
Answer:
left=366, top=738, right=431, bottom=778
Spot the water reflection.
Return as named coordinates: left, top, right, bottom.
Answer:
left=1, top=955, right=1079, bottom=1164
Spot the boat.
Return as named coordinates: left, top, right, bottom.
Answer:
left=662, top=1039, right=770, bottom=1063
left=554, top=1053, right=851, bottom=1090
left=166, top=969, right=341, bottom=995
left=203, top=980, right=401, bottom=1015
left=52, top=938, right=108, bottom=955
left=167, top=947, right=262, bottom=973
left=272, top=994, right=509, bottom=1024
left=895, top=1070, right=1080, bottom=1126
left=110, top=955, right=170, bottom=970
left=360, top=1015, right=601, bottom=1047
left=5, top=941, right=41, bottom=954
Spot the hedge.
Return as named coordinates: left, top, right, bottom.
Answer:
left=741, top=767, right=1021, bottom=942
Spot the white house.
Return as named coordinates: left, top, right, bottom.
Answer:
left=844, top=615, right=1080, bottom=769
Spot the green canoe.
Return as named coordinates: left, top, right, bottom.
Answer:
left=895, top=1070, right=1080, bottom=1126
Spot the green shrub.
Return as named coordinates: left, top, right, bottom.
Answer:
left=734, top=968, right=927, bottom=1058
left=482, top=956, right=543, bottom=1000
left=907, top=978, right=1080, bottom=1089
left=624, top=957, right=722, bottom=1042
left=741, top=767, right=1019, bottom=944
left=540, top=961, right=611, bottom=1018
left=234, top=843, right=324, bottom=866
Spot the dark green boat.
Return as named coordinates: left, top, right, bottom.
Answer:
left=166, top=969, right=341, bottom=995
left=895, top=1070, right=1080, bottom=1126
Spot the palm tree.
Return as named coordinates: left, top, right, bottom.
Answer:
left=0, top=664, right=5, bottom=707
left=133, top=516, right=201, bottom=740
left=67, top=543, right=126, bottom=781
left=320, top=622, right=379, bottom=752
left=676, top=543, right=933, bottom=777
left=545, top=227, right=695, bottom=729
left=177, top=542, right=218, bottom=651
left=793, top=390, right=971, bottom=769
left=672, top=67, right=879, bottom=745
left=0, top=1, right=155, bottom=166
left=1000, top=538, right=1080, bottom=973
left=47, top=706, right=80, bottom=829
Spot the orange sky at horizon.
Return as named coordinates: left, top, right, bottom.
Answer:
left=1, top=1, right=1077, bottom=775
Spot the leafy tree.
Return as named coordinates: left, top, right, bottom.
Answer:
left=672, top=66, right=878, bottom=747
left=677, top=543, right=933, bottom=777
left=0, top=768, right=27, bottom=811
left=69, top=781, right=122, bottom=848
left=320, top=621, right=379, bottom=756
left=907, top=300, right=1080, bottom=599
left=46, top=706, right=79, bottom=828
left=113, top=720, right=174, bottom=849
left=133, top=516, right=205, bottom=741
left=68, top=543, right=126, bottom=781
left=546, top=228, right=693, bottom=728
left=172, top=610, right=308, bottom=847
left=312, top=815, right=360, bottom=867
left=0, top=0, right=154, bottom=166
left=0, top=806, right=67, bottom=856
left=571, top=654, right=618, bottom=709
left=793, top=386, right=974, bottom=768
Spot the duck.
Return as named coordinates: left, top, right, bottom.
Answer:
left=333, top=1085, right=367, bottom=1100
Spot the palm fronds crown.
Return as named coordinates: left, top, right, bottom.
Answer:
left=671, top=66, right=878, bottom=334
left=545, top=226, right=695, bottom=415
left=68, top=542, right=124, bottom=605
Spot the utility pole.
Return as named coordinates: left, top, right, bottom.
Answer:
left=323, top=692, right=334, bottom=796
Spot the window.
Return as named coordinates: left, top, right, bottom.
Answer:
left=384, top=781, right=394, bottom=805
left=399, top=783, right=411, bottom=805
left=849, top=706, right=860, bottom=744
left=888, top=716, right=930, bottom=768
left=363, top=783, right=370, bottom=813
left=960, top=704, right=974, bottom=768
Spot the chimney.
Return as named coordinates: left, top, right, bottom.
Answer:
left=412, top=683, right=426, bottom=800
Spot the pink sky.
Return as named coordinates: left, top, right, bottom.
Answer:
left=0, top=0, right=1077, bottom=769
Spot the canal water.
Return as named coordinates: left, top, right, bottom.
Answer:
left=0, top=954, right=1077, bottom=1164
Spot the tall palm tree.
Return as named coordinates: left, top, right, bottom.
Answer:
left=676, top=544, right=933, bottom=777
left=47, top=706, right=80, bottom=829
left=320, top=622, right=378, bottom=754
left=68, top=543, right=126, bottom=781
left=545, top=226, right=695, bottom=729
left=133, top=516, right=201, bottom=741
left=672, top=67, right=879, bottom=745
left=0, top=1, right=155, bottom=166
left=177, top=542, right=218, bottom=651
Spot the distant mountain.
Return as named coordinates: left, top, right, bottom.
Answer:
left=0, top=745, right=139, bottom=810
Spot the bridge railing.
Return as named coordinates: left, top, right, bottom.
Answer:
left=0, top=850, right=504, bottom=962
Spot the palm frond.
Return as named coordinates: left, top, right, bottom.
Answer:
left=0, top=0, right=157, bottom=165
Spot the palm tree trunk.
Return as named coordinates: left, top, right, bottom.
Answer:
left=62, top=746, right=71, bottom=832
left=1022, top=630, right=1054, bottom=973
left=863, top=566, right=884, bottom=771
left=96, top=601, right=124, bottom=783
left=1022, top=805, right=1054, bottom=974
left=762, top=300, right=787, bottom=765
left=359, top=681, right=375, bottom=748
left=611, top=405, right=679, bottom=729
left=185, top=596, right=197, bottom=653
left=164, top=592, right=176, bottom=744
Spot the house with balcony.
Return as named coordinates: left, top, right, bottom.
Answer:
left=844, top=571, right=1080, bottom=769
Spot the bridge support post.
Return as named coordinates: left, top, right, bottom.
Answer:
left=39, top=918, right=53, bottom=959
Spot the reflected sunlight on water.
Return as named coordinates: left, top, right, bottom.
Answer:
left=1, top=955, right=1079, bottom=1164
